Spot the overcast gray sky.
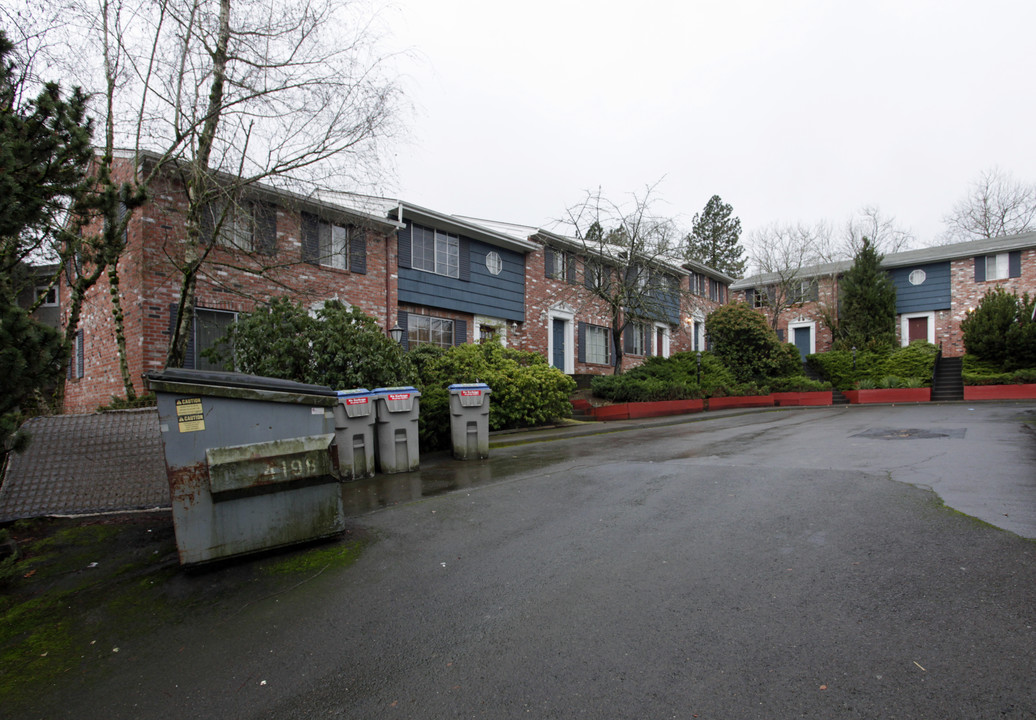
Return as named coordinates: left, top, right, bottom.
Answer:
left=380, top=0, right=1036, bottom=248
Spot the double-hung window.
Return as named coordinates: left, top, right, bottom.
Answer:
left=194, top=309, right=237, bottom=371
left=205, top=200, right=276, bottom=254
left=407, top=314, right=455, bottom=348
left=690, top=272, right=705, bottom=297
left=318, top=220, right=349, bottom=270
left=36, top=285, right=58, bottom=306
left=586, top=325, right=611, bottom=365
left=627, top=322, right=652, bottom=356
left=986, top=253, right=1009, bottom=281
left=412, top=225, right=459, bottom=278
left=212, top=201, right=255, bottom=251
left=976, top=251, right=1021, bottom=282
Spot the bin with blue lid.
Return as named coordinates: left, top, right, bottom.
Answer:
left=372, top=386, right=421, bottom=473
left=333, top=389, right=376, bottom=480
left=448, top=383, right=492, bottom=460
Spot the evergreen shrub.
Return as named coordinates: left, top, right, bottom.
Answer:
left=414, top=341, right=575, bottom=450
left=704, top=303, right=800, bottom=382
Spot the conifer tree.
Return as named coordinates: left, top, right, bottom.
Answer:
left=0, top=30, right=89, bottom=460
left=831, top=237, right=897, bottom=351
left=685, top=195, right=746, bottom=278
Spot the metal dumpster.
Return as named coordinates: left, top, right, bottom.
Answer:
left=448, top=383, right=492, bottom=460
left=146, top=368, right=345, bottom=565
left=372, top=386, right=421, bottom=474
left=333, top=388, right=376, bottom=480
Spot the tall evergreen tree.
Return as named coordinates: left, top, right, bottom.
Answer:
left=831, top=237, right=897, bottom=351
left=0, top=31, right=94, bottom=278
left=685, top=195, right=746, bottom=278
left=0, top=30, right=90, bottom=462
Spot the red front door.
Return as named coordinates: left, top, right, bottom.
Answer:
left=908, top=317, right=928, bottom=343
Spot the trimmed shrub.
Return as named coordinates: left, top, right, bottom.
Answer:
left=884, top=341, right=938, bottom=381
left=768, top=376, right=832, bottom=392
left=704, top=303, right=791, bottom=383
left=808, top=343, right=935, bottom=390
left=962, top=366, right=1036, bottom=386
left=414, top=341, right=576, bottom=450
left=775, top=343, right=807, bottom=378
left=961, top=288, right=1036, bottom=370
left=590, top=351, right=737, bottom=402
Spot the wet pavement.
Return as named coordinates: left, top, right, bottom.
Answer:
left=18, top=402, right=1036, bottom=719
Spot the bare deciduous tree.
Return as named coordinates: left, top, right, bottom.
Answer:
left=839, top=205, right=914, bottom=258
left=552, top=183, right=694, bottom=374
left=942, top=167, right=1036, bottom=243
left=745, top=221, right=832, bottom=331
left=11, top=0, right=403, bottom=395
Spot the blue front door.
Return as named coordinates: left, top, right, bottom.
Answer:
left=793, top=326, right=811, bottom=362
left=552, top=319, right=565, bottom=370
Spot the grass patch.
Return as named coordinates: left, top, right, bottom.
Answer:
left=262, top=536, right=369, bottom=576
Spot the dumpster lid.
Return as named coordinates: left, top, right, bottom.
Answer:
left=448, top=383, right=491, bottom=392
left=146, top=368, right=338, bottom=397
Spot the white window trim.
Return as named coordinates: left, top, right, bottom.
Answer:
left=786, top=320, right=816, bottom=356
left=653, top=322, right=671, bottom=359
left=547, top=305, right=575, bottom=374
left=36, top=285, right=58, bottom=307
left=900, top=311, right=935, bottom=346
left=986, top=253, right=1009, bottom=281
left=474, top=314, right=508, bottom=347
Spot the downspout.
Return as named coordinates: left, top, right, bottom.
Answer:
left=386, top=202, right=402, bottom=332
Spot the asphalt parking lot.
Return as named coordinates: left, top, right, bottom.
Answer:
left=23, top=403, right=1036, bottom=719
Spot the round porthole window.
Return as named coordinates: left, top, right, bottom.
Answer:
left=486, top=251, right=503, bottom=276
left=908, top=269, right=926, bottom=286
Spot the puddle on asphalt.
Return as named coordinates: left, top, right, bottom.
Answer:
left=850, top=427, right=968, bottom=440
left=339, top=449, right=561, bottom=515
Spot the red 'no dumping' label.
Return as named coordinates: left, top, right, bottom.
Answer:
left=388, top=394, right=411, bottom=401
left=346, top=397, right=368, bottom=405
left=460, top=390, right=482, bottom=396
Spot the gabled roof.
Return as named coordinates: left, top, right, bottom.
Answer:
left=879, top=231, right=1036, bottom=268
left=681, top=258, right=736, bottom=285
left=731, top=231, right=1036, bottom=291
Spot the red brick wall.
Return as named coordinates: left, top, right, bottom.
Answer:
left=524, top=248, right=729, bottom=374
left=734, top=247, right=1036, bottom=358
left=732, top=275, right=839, bottom=354
left=62, top=160, right=398, bottom=412
left=944, top=249, right=1036, bottom=356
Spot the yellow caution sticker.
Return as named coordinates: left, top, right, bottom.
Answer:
left=176, top=397, right=206, bottom=432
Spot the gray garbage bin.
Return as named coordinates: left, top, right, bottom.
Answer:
left=372, top=386, right=421, bottom=474
left=448, top=383, right=492, bottom=460
left=146, top=368, right=345, bottom=565
left=333, top=389, right=376, bottom=480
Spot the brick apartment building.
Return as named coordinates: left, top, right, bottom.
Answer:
left=58, top=155, right=733, bottom=412
left=731, top=232, right=1036, bottom=359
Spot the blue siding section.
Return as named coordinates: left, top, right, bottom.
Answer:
left=644, top=287, right=680, bottom=325
left=889, top=261, right=951, bottom=314
left=398, top=236, right=526, bottom=322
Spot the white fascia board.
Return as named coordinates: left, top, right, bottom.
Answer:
left=399, top=203, right=539, bottom=253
